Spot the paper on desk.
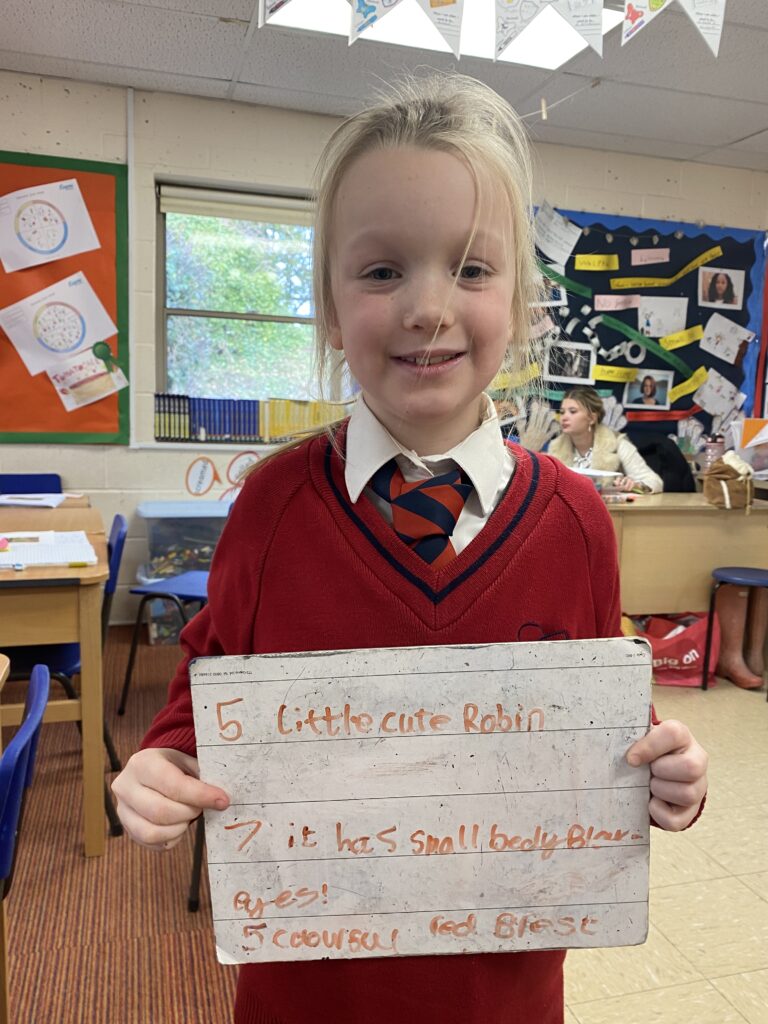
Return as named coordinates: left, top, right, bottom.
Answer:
left=0, top=530, right=97, bottom=567
left=0, top=493, right=67, bottom=508
left=571, top=468, right=620, bottom=478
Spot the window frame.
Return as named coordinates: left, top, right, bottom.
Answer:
left=155, top=182, right=316, bottom=398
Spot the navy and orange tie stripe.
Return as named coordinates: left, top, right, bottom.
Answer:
left=369, top=459, right=473, bottom=569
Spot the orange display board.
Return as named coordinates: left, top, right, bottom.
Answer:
left=0, top=151, right=128, bottom=443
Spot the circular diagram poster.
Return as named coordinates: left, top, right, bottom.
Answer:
left=0, top=178, right=100, bottom=272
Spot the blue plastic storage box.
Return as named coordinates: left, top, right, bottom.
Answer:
left=137, top=500, right=233, bottom=643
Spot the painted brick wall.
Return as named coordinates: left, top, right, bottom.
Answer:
left=1, top=70, right=766, bottom=619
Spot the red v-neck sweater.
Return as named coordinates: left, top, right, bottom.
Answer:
left=142, top=430, right=622, bottom=1024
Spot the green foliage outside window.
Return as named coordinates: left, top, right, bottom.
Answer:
left=164, top=212, right=315, bottom=400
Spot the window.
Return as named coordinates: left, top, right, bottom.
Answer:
left=158, top=185, right=316, bottom=401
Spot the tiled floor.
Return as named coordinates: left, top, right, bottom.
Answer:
left=564, top=679, right=768, bottom=1024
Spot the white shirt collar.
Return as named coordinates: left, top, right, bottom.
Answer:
left=344, top=394, right=508, bottom=516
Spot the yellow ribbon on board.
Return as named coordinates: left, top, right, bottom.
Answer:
left=574, top=254, right=620, bottom=271
left=668, top=365, right=708, bottom=403
left=491, top=362, right=540, bottom=391
left=659, top=324, right=704, bottom=351
left=592, top=365, right=638, bottom=383
left=609, top=245, right=723, bottom=289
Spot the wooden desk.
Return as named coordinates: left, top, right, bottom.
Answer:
left=608, top=493, right=768, bottom=614
left=0, top=505, right=108, bottom=857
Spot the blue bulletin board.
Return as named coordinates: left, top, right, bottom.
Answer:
left=535, top=208, right=766, bottom=433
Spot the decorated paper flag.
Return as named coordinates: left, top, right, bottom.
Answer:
left=258, top=0, right=294, bottom=28
left=495, top=0, right=549, bottom=58
left=553, top=0, right=604, bottom=55
left=350, top=0, right=407, bottom=43
left=416, top=0, right=465, bottom=56
left=678, top=0, right=726, bottom=56
left=622, top=0, right=674, bottom=45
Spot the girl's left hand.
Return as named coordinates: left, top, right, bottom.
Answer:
left=626, top=720, right=708, bottom=831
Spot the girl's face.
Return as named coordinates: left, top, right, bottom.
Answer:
left=713, top=274, right=728, bottom=297
left=642, top=377, right=654, bottom=395
left=328, top=145, right=516, bottom=454
left=559, top=399, right=594, bottom=437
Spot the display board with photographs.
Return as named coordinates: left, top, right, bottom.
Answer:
left=530, top=206, right=766, bottom=438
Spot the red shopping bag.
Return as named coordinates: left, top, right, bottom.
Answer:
left=635, top=612, right=720, bottom=687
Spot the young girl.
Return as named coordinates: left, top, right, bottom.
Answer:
left=113, top=73, right=708, bottom=1024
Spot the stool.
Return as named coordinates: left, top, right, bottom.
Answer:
left=117, top=570, right=209, bottom=715
left=702, top=567, right=768, bottom=692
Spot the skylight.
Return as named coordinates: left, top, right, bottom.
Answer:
left=266, top=0, right=624, bottom=72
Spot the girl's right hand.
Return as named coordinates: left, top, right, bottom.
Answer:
left=111, top=748, right=230, bottom=850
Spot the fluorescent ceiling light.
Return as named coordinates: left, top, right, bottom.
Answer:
left=267, top=0, right=624, bottom=71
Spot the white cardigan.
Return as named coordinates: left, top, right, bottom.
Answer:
left=549, top=425, right=664, bottom=493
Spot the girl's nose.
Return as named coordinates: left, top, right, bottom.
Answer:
left=402, top=278, right=456, bottom=333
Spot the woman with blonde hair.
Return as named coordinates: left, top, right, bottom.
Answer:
left=550, top=386, right=663, bottom=493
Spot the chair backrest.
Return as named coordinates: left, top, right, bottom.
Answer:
left=626, top=430, right=696, bottom=493
left=0, top=665, right=50, bottom=896
left=0, top=473, right=62, bottom=494
left=101, top=514, right=129, bottom=643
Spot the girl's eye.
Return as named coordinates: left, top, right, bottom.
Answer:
left=459, top=264, right=487, bottom=280
left=367, top=267, right=397, bottom=281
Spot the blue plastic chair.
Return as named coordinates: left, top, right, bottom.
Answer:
left=0, top=473, right=62, bottom=494
left=0, top=663, right=50, bottom=1022
left=702, top=566, right=768, bottom=693
left=117, top=570, right=209, bottom=716
left=4, top=515, right=129, bottom=834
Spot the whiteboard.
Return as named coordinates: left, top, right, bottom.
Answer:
left=190, top=637, right=652, bottom=964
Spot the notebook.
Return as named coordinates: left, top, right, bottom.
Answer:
left=0, top=493, right=68, bottom=508
left=0, top=530, right=97, bottom=568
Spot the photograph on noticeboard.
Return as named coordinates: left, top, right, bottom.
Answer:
left=622, top=370, right=675, bottom=411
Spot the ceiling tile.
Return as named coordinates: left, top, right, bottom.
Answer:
left=0, top=51, right=232, bottom=99
left=532, top=78, right=766, bottom=150
left=238, top=25, right=552, bottom=111
left=527, top=124, right=703, bottom=162
left=732, top=129, right=768, bottom=154
left=726, top=0, right=768, bottom=30
left=2, top=0, right=247, bottom=78
left=689, top=152, right=768, bottom=176
left=564, top=12, right=768, bottom=104
left=94, top=0, right=255, bottom=17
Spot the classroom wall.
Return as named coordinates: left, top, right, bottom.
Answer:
left=1, top=69, right=767, bottom=620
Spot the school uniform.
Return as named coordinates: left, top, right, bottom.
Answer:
left=142, top=396, right=622, bottom=1024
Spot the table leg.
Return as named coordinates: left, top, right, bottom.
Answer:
left=78, top=584, right=105, bottom=857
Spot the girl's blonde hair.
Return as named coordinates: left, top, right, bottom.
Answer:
left=563, top=386, right=605, bottom=424
left=314, top=71, right=539, bottom=392
left=249, top=72, right=540, bottom=474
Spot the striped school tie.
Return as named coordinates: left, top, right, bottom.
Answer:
left=369, top=458, right=474, bottom=569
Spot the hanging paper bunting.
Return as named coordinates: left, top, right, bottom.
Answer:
left=416, top=0, right=465, bottom=57
left=495, top=0, right=549, bottom=58
left=496, top=0, right=603, bottom=57
left=678, top=0, right=726, bottom=56
left=622, top=0, right=673, bottom=45
left=258, top=0, right=294, bottom=28
left=553, top=0, right=604, bottom=55
left=350, top=0, right=407, bottom=43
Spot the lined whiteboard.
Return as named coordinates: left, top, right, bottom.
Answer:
left=190, top=638, right=652, bottom=964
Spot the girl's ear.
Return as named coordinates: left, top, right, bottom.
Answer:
left=329, top=323, right=344, bottom=351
